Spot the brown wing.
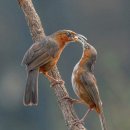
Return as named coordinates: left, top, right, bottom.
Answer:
left=22, top=38, right=59, bottom=70
left=80, top=72, right=101, bottom=107
left=22, top=41, right=46, bottom=65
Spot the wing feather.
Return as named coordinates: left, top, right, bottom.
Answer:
left=80, top=72, right=101, bottom=107
left=22, top=38, right=59, bottom=70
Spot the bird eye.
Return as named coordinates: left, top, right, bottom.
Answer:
left=85, top=45, right=89, bottom=49
left=66, top=32, right=72, bottom=37
left=84, top=43, right=89, bottom=49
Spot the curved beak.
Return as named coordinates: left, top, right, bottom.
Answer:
left=76, top=34, right=88, bottom=44
left=77, top=34, right=88, bottom=42
left=75, top=34, right=91, bottom=49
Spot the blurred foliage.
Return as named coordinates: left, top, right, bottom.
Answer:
left=0, top=0, right=129, bottom=130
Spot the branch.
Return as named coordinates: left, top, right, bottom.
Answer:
left=18, top=0, right=87, bottom=130
left=18, top=0, right=45, bottom=42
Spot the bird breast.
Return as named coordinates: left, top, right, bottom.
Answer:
left=71, top=63, right=83, bottom=98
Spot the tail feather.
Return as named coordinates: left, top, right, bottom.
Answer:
left=99, top=109, right=107, bottom=130
left=23, top=69, right=39, bottom=106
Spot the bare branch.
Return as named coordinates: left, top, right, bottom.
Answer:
left=18, top=0, right=87, bottom=129
left=18, top=0, right=45, bottom=42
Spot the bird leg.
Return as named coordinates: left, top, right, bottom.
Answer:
left=80, top=108, right=92, bottom=122
left=44, top=72, right=64, bottom=87
left=58, top=95, right=84, bottom=105
left=70, top=108, right=92, bottom=129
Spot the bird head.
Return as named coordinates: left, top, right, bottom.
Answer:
left=77, top=34, right=96, bottom=51
left=77, top=34, right=97, bottom=61
left=52, top=30, right=79, bottom=44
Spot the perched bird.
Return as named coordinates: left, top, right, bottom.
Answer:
left=22, top=30, right=78, bottom=106
left=71, top=35, right=107, bottom=130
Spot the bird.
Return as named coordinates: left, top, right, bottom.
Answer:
left=22, top=29, right=79, bottom=106
left=71, top=34, right=107, bottom=130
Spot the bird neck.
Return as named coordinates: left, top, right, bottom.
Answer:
left=58, top=40, right=68, bottom=49
left=79, top=50, right=95, bottom=73
left=53, top=34, right=69, bottom=49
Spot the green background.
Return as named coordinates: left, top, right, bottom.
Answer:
left=0, top=0, right=129, bottom=130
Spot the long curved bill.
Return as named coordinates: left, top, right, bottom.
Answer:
left=76, top=34, right=88, bottom=45
left=78, top=34, right=88, bottom=42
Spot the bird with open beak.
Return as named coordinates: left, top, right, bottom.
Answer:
left=71, top=34, right=107, bottom=130
left=22, top=30, right=78, bottom=106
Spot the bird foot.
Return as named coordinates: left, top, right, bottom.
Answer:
left=51, top=79, right=64, bottom=87
left=70, top=109, right=92, bottom=129
left=58, top=96, right=82, bottom=104
left=44, top=73, right=65, bottom=87
left=70, top=119, right=84, bottom=129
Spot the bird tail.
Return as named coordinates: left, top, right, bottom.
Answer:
left=23, top=69, right=39, bottom=106
left=99, top=108, right=107, bottom=130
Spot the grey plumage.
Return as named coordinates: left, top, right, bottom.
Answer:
left=22, top=37, right=59, bottom=106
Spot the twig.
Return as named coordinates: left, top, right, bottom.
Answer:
left=18, top=0, right=87, bottom=129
